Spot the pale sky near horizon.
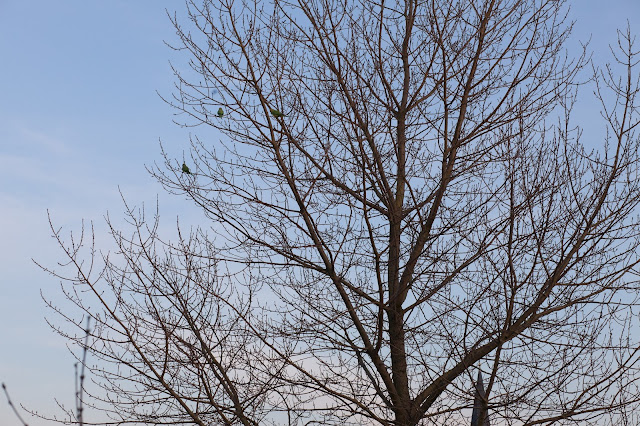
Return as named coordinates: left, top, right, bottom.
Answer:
left=1, top=1, right=640, bottom=425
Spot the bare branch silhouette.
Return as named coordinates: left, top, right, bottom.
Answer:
left=2, top=383, right=29, bottom=426
left=40, top=2, right=640, bottom=425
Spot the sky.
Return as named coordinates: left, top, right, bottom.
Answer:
left=1, top=1, right=640, bottom=425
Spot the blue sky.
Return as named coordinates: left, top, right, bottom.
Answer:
left=1, top=1, right=640, bottom=425
left=0, top=1, right=203, bottom=424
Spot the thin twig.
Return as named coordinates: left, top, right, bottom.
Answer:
left=75, top=317, right=91, bottom=426
left=2, top=382, right=29, bottom=426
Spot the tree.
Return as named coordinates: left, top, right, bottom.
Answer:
left=43, top=0, right=640, bottom=424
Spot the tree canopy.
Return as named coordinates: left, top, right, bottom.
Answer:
left=44, top=0, right=640, bottom=425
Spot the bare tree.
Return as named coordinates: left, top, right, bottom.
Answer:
left=42, top=0, right=640, bottom=425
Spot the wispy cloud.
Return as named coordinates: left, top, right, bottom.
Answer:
left=16, top=125, right=71, bottom=155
